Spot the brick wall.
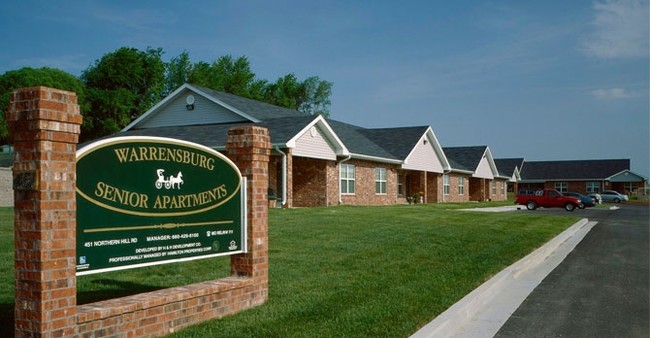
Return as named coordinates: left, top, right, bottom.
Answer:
left=292, top=157, right=329, bottom=207
left=426, top=172, right=442, bottom=203
left=339, top=159, right=400, bottom=206
left=325, top=161, right=339, bottom=205
left=442, top=173, right=471, bottom=203
left=491, top=179, right=508, bottom=201
left=8, top=87, right=269, bottom=337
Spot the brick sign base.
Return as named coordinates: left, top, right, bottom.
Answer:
left=7, top=87, right=269, bottom=337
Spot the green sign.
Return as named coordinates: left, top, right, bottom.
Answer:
left=76, top=136, right=245, bottom=275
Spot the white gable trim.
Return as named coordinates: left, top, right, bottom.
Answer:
left=450, top=168, right=475, bottom=175
left=402, top=127, right=450, bottom=172
left=122, top=83, right=261, bottom=131
left=607, top=170, right=647, bottom=182
left=513, top=166, right=522, bottom=182
left=472, top=147, right=499, bottom=179
left=350, top=153, right=403, bottom=164
left=286, top=115, right=349, bottom=156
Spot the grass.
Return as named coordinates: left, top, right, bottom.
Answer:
left=0, top=203, right=578, bottom=337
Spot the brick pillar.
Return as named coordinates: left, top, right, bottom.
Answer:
left=226, top=126, right=270, bottom=285
left=6, top=87, right=82, bottom=337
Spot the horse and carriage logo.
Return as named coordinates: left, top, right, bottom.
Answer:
left=155, top=169, right=184, bottom=190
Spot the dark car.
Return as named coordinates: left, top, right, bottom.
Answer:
left=563, top=192, right=595, bottom=209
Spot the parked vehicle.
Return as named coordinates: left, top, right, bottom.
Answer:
left=563, top=192, right=595, bottom=209
left=600, top=190, right=628, bottom=203
left=587, top=193, right=602, bottom=204
left=515, top=189, right=582, bottom=212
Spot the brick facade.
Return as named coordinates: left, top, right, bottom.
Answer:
left=491, top=178, right=509, bottom=201
left=270, top=151, right=509, bottom=207
left=538, top=180, right=646, bottom=196
left=292, top=157, right=329, bottom=207
left=441, top=173, right=471, bottom=203
left=7, top=87, right=82, bottom=337
left=8, top=87, right=269, bottom=337
left=339, top=159, right=401, bottom=206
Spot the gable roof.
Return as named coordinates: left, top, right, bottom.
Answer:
left=607, top=169, right=647, bottom=182
left=359, top=126, right=449, bottom=171
left=358, top=126, right=429, bottom=159
left=494, top=158, right=525, bottom=177
left=326, top=120, right=400, bottom=162
left=519, top=159, right=631, bottom=181
left=114, top=83, right=452, bottom=167
left=191, top=84, right=311, bottom=121
left=443, top=146, right=488, bottom=172
left=123, top=83, right=308, bottom=130
left=443, top=146, right=503, bottom=178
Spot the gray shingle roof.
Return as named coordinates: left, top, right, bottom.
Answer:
left=358, top=126, right=430, bottom=159
left=443, top=146, right=488, bottom=172
left=97, top=85, right=432, bottom=163
left=103, top=123, right=249, bottom=149
left=519, top=159, right=630, bottom=180
left=192, top=85, right=310, bottom=120
left=494, top=158, right=525, bottom=177
left=107, top=115, right=321, bottom=149
left=326, top=120, right=399, bottom=160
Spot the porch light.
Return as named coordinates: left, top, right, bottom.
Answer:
left=186, top=95, right=195, bottom=110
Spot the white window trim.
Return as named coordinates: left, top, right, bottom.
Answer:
left=375, top=167, right=387, bottom=195
left=340, top=163, right=355, bottom=195
left=586, top=181, right=600, bottom=193
left=443, top=174, right=450, bottom=195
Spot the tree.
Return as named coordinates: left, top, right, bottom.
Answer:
left=263, top=74, right=332, bottom=117
left=0, top=67, right=89, bottom=144
left=163, top=52, right=333, bottom=117
left=264, top=73, right=301, bottom=109
left=187, top=61, right=214, bottom=88
left=164, top=50, right=193, bottom=95
left=299, top=76, right=332, bottom=117
left=81, top=47, right=165, bottom=140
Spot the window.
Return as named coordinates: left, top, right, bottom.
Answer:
left=443, top=174, right=450, bottom=195
left=375, top=168, right=387, bottom=194
left=624, top=183, right=636, bottom=194
left=500, top=181, right=505, bottom=194
left=458, top=176, right=465, bottom=195
left=586, top=181, right=600, bottom=193
left=492, top=181, right=496, bottom=195
left=397, top=174, right=404, bottom=196
left=340, top=164, right=355, bottom=194
left=555, top=182, right=568, bottom=193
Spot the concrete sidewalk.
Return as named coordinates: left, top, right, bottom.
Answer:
left=411, top=218, right=596, bottom=338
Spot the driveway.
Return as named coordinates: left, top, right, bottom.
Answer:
left=495, top=203, right=650, bottom=337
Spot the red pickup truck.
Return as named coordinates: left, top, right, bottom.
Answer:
left=516, top=189, right=581, bottom=212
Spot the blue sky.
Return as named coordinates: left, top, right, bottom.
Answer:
left=1, top=0, right=648, bottom=177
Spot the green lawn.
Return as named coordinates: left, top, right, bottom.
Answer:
left=0, top=203, right=578, bottom=337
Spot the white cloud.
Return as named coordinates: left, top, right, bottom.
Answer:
left=592, top=87, right=632, bottom=98
left=583, top=0, right=649, bottom=58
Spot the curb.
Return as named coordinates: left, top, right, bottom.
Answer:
left=411, top=218, right=596, bottom=338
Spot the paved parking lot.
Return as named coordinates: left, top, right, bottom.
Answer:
left=495, top=203, right=649, bottom=337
